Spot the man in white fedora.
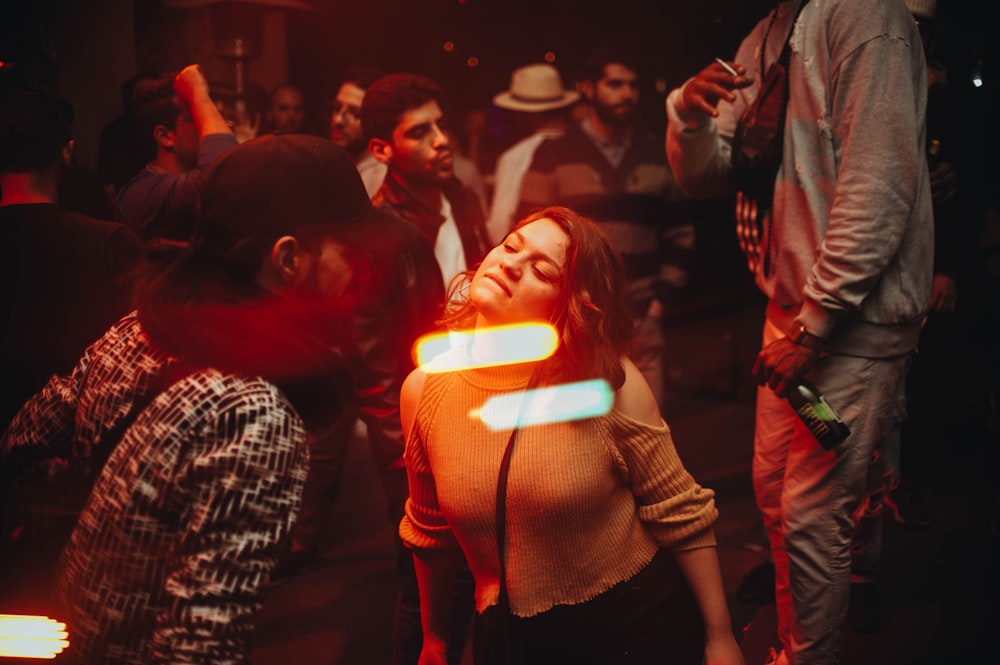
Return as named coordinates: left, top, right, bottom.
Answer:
left=486, top=62, right=580, bottom=243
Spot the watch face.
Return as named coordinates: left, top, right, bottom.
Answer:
left=792, top=325, right=824, bottom=351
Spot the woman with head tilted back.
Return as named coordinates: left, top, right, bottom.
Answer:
left=399, top=206, right=744, bottom=664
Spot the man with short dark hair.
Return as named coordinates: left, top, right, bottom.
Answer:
left=116, top=64, right=237, bottom=241
left=329, top=66, right=386, bottom=196
left=518, top=47, right=688, bottom=409
left=1, top=134, right=389, bottom=664
left=363, top=73, right=490, bottom=290
left=267, top=83, right=305, bottom=134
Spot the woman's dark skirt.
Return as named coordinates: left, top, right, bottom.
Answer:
left=474, top=549, right=705, bottom=664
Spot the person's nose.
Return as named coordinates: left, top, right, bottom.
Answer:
left=500, top=256, right=522, bottom=280
left=432, top=125, right=449, bottom=149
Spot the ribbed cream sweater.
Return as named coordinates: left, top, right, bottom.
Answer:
left=400, top=361, right=718, bottom=617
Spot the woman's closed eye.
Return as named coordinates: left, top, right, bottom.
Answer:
left=533, top=266, right=556, bottom=282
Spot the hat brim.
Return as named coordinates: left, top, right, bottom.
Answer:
left=329, top=204, right=426, bottom=257
left=492, top=90, right=580, bottom=112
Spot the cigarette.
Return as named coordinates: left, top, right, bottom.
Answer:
left=715, top=57, right=739, bottom=77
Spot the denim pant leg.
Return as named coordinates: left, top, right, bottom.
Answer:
left=851, top=374, right=908, bottom=579
left=753, top=319, right=908, bottom=664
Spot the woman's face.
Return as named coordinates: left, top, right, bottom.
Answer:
left=470, top=217, right=570, bottom=326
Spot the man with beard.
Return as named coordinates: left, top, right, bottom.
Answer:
left=1, top=134, right=379, bottom=663
left=364, top=73, right=490, bottom=291
left=518, top=46, right=688, bottom=409
left=329, top=66, right=386, bottom=197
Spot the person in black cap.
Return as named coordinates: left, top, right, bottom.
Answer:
left=0, top=133, right=401, bottom=664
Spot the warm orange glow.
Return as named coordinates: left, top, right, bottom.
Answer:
left=0, top=615, right=69, bottom=659
left=443, top=41, right=455, bottom=52
left=544, top=51, right=556, bottom=63
left=413, top=322, right=558, bottom=372
left=467, top=56, right=479, bottom=68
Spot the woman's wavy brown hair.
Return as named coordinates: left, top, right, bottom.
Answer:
left=439, top=206, right=634, bottom=389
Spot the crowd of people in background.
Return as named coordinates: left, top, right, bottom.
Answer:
left=2, top=0, right=999, bottom=663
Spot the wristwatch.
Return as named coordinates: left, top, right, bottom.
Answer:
left=789, top=323, right=826, bottom=353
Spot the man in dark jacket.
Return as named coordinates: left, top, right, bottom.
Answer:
left=363, top=73, right=490, bottom=292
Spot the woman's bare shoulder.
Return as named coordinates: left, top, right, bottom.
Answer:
left=613, top=356, right=663, bottom=427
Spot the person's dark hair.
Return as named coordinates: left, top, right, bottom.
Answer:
left=0, top=90, right=73, bottom=173
left=441, top=206, right=634, bottom=389
left=269, top=83, right=302, bottom=105
left=581, top=44, right=643, bottom=84
left=340, top=66, right=385, bottom=92
left=361, top=73, right=441, bottom=142
left=127, top=71, right=183, bottom=162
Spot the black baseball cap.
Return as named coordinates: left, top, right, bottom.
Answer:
left=200, top=133, right=403, bottom=255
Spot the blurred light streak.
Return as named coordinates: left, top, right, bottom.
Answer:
left=414, top=323, right=558, bottom=372
left=0, top=614, right=69, bottom=659
left=471, top=379, right=614, bottom=431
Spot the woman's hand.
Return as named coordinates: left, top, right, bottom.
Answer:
left=704, top=631, right=746, bottom=665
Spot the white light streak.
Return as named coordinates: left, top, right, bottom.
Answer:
left=471, top=379, right=614, bottom=431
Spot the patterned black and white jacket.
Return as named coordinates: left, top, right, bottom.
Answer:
left=1, top=312, right=309, bottom=664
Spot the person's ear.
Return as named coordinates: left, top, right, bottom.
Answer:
left=368, top=137, right=393, bottom=165
left=269, top=235, right=303, bottom=284
left=580, top=80, right=595, bottom=103
left=153, top=123, right=175, bottom=150
left=60, top=140, right=74, bottom=166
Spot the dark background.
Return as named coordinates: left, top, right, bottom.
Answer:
left=0, top=0, right=994, bottom=175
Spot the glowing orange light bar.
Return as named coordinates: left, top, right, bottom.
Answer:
left=413, top=322, right=558, bottom=372
left=471, top=379, right=614, bottom=431
left=0, top=614, right=69, bottom=659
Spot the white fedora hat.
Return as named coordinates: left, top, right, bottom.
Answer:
left=493, top=63, right=580, bottom=112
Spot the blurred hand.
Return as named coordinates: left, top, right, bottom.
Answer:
left=416, top=641, right=448, bottom=665
left=930, top=273, right=957, bottom=313
left=929, top=161, right=959, bottom=203
left=752, top=336, right=822, bottom=398
left=674, top=59, right=753, bottom=122
left=173, top=64, right=211, bottom=104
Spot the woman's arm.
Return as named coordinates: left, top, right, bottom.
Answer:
left=412, top=547, right=462, bottom=665
left=614, top=358, right=743, bottom=663
left=401, top=366, right=460, bottom=665
left=674, top=545, right=745, bottom=665
left=399, top=366, right=428, bottom=442
left=613, top=356, right=662, bottom=426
